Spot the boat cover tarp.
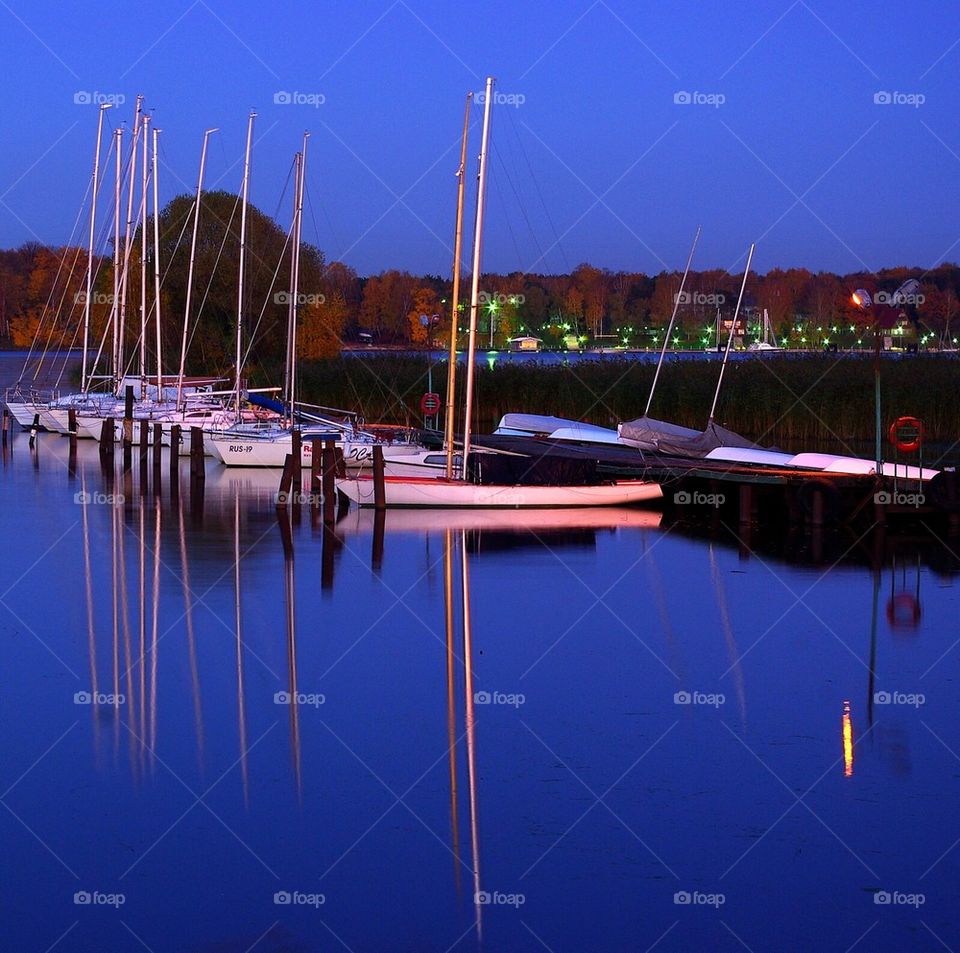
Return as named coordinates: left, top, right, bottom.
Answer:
left=496, top=413, right=584, bottom=436
left=618, top=415, right=758, bottom=458
left=248, top=393, right=286, bottom=414
left=467, top=451, right=600, bottom=487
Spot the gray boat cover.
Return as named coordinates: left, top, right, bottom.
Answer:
left=618, top=416, right=758, bottom=457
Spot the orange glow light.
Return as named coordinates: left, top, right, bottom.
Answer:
left=842, top=700, right=854, bottom=777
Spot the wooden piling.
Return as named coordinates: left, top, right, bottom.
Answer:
left=291, top=430, right=302, bottom=493
left=99, top=418, right=115, bottom=465
left=334, top=446, right=346, bottom=479
left=1, top=409, right=8, bottom=446
left=122, top=385, right=134, bottom=450
left=139, top=420, right=149, bottom=458
left=372, top=445, right=386, bottom=511
left=277, top=453, right=295, bottom=508
left=170, top=425, right=181, bottom=481
left=67, top=408, right=78, bottom=452
left=29, top=413, right=40, bottom=448
left=189, top=427, right=205, bottom=482
left=310, top=439, right=322, bottom=497
left=322, top=440, right=337, bottom=523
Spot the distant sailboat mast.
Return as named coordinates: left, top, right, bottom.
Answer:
left=139, top=113, right=150, bottom=398
left=151, top=125, right=163, bottom=395
left=81, top=102, right=112, bottom=394
left=176, top=127, right=218, bottom=412
left=235, top=110, right=256, bottom=418
left=117, top=94, right=143, bottom=395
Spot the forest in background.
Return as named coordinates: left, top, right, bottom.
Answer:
left=2, top=189, right=960, bottom=386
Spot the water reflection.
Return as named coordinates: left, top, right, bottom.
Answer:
left=7, top=432, right=960, bottom=952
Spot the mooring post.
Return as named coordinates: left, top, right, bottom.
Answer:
left=334, top=446, right=346, bottom=479
left=373, top=445, right=386, bottom=511
left=190, top=427, right=205, bottom=483
left=277, top=453, right=295, bottom=508
left=1, top=408, right=8, bottom=446
left=139, top=420, right=149, bottom=459
left=29, top=413, right=40, bottom=448
left=152, top=423, right=163, bottom=494
left=291, top=430, right=302, bottom=493
left=99, top=418, right=115, bottom=462
left=310, top=439, right=322, bottom=497
left=169, top=425, right=181, bottom=481
left=123, top=385, right=134, bottom=450
left=322, top=439, right=337, bottom=523
left=67, top=408, right=78, bottom=450
left=372, top=509, right=385, bottom=570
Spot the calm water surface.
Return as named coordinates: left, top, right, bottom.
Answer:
left=2, top=353, right=960, bottom=952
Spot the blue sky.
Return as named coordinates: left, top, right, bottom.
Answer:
left=0, top=0, right=956, bottom=278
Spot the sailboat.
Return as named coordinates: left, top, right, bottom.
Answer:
left=336, top=78, right=661, bottom=509
left=747, top=308, right=781, bottom=352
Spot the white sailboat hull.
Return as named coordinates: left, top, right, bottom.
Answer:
left=208, top=434, right=426, bottom=469
left=336, top=475, right=663, bottom=509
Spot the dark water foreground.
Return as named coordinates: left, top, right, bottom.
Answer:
left=2, top=432, right=960, bottom=953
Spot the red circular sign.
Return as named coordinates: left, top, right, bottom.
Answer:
left=420, top=393, right=441, bottom=415
left=888, top=416, right=923, bottom=453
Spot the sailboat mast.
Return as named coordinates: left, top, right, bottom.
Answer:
left=81, top=102, right=112, bottom=394
left=235, top=110, right=256, bottom=417
left=117, top=95, right=143, bottom=394
left=708, top=242, right=755, bottom=423
left=286, top=133, right=308, bottom=415
left=177, top=127, right=217, bottom=411
left=444, top=92, right=473, bottom=479
left=459, top=77, right=494, bottom=478
left=139, top=113, right=150, bottom=398
left=644, top=225, right=700, bottom=417
left=111, top=127, right=123, bottom=385
left=151, top=126, right=163, bottom=395
left=283, top=152, right=302, bottom=413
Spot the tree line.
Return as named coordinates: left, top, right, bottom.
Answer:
left=3, top=189, right=959, bottom=381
